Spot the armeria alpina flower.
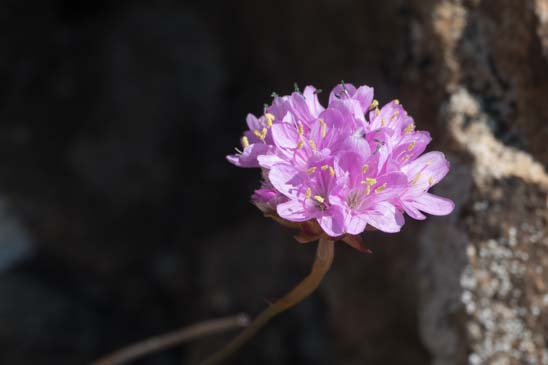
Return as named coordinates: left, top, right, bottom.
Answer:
left=227, top=83, right=454, bottom=243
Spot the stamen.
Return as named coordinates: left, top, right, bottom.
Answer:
left=241, top=136, right=249, bottom=148
left=309, top=139, right=317, bottom=152
left=366, top=185, right=372, bottom=195
left=361, top=178, right=377, bottom=185
left=329, top=166, right=335, bottom=177
left=394, top=99, right=400, bottom=105
left=297, top=122, right=304, bottom=135
left=265, top=113, right=275, bottom=127
left=319, top=119, right=327, bottom=138
left=381, top=118, right=387, bottom=127
left=297, top=141, right=304, bottom=149
left=253, top=128, right=268, bottom=140
left=412, top=172, right=421, bottom=185
left=375, top=108, right=380, bottom=117
left=391, top=111, right=399, bottom=122
left=313, top=195, right=325, bottom=204
left=404, top=123, right=415, bottom=134
left=362, top=164, right=369, bottom=174
left=305, top=187, right=312, bottom=199
left=369, top=99, right=379, bottom=111
left=401, top=154, right=410, bottom=162
left=375, top=183, right=387, bottom=193
left=321, top=164, right=329, bottom=170
left=428, top=176, right=434, bottom=186
left=307, top=166, right=317, bottom=174
left=426, top=159, right=433, bottom=166
left=407, top=141, right=416, bottom=151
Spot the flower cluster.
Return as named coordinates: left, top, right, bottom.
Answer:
left=227, top=83, right=454, bottom=240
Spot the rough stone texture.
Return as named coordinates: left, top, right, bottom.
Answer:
left=408, top=1, right=548, bottom=365
left=0, top=1, right=546, bottom=365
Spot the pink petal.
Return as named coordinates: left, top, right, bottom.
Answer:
left=319, top=108, right=346, bottom=129
left=400, top=200, right=426, bottom=220
left=289, top=92, right=314, bottom=126
left=317, top=206, right=346, bottom=237
left=413, top=193, right=454, bottom=216
left=368, top=172, right=408, bottom=202
left=353, top=86, right=374, bottom=112
left=341, top=132, right=371, bottom=156
left=329, top=83, right=357, bottom=103
left=268, top=97, right=291, bottom=120
left=402, top=151, right=450, bottom=189
left=246, top=113, right=261, bottom=131
left=345, top=213, right=367, bottom=235
left=271, top=123, right=299, bottom=149
left=277, top=200, right=309, bottom=222
left=226, top=143, right=269, bottom=168
left=303, top=86, right=325, bottom=117
left=269, top=163, right=305, bottom=199
left=366, top=202, right=403, bottom=233
left=257, top=154, right=286, bottom=169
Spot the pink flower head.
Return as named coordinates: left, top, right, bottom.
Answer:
left=227, top=83, right=454, bottom=245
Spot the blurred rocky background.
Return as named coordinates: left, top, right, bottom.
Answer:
left=0, top=0, right=546, bottom=364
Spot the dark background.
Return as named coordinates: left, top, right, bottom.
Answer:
left=1, top=1, right=547, bottom=364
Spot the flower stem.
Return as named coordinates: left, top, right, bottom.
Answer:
left=199, top=237, right=335, bottom=365
left=91, top=314, right=250, bottom=365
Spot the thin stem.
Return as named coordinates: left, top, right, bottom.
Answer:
left=92, top=314, right=250, bottom=365
left=198, top=237, right=335, bottom=365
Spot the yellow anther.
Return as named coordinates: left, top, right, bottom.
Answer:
left=375, top=107, right=380, bottom=117
left=401, top=154, right=410, bottom=162
left=366, top=178, right=377, bottom=185
left=412, top=172, right=422, bottom=185
left=329, top=166, right=335, bottom=177
left=305, top=187, right=312, bottom=199
left=241, top=136, right=249, bottom=148
left=375, top=183, right=387, bottom=193
left=381, top=118, right=387, bottom=127
left=428, top=176, right=434, bottom=186
left=313, top=195, right=325, bottom=204
left=404, top=123, right=415, bottom=134
left=307, top=166, right=317, bottom=174
left=265, top=113, right=275, bottom=127
left=297, top=122, right=304, bottom=135
left=321, top=164, right=329, bottom=170
left=319, top=119, right=327, bottom=138
left=254, top=128, right=268, bottom=140
left=309, top=139, right=317, bottom=152
left=407, top=141, right=416, bottom=151
left=369, top=99, right=379, bottom=111
left=361, top=164, right=369, bottom=174
left=394, top=99, right=400, bottom=105
left=297, top=140, right=304, bottom=149
left=365, top=185, right=372, bottom=195
left=391, top=111, right=399, bottom=122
